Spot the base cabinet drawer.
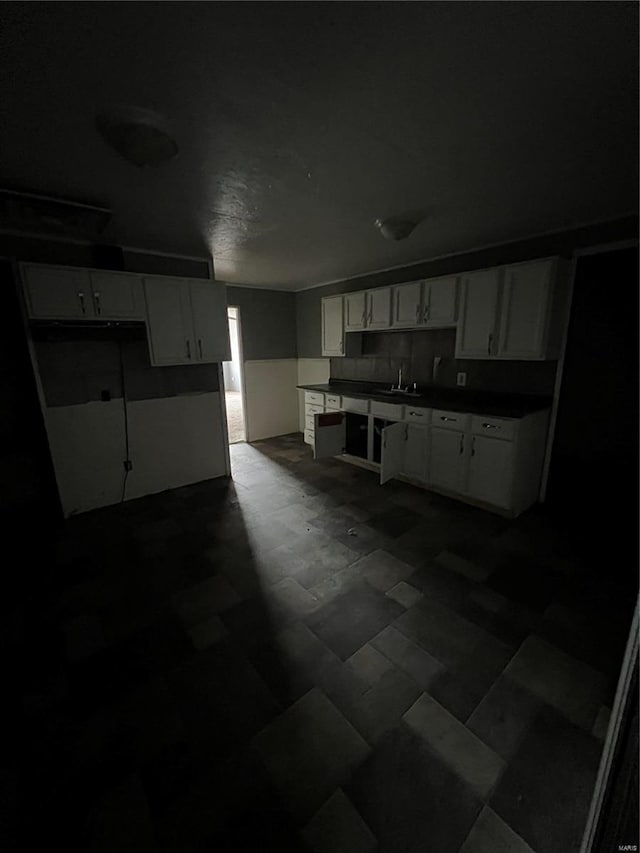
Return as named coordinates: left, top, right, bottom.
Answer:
left=470, top=415, right=516, bottom=441
left=304, top=429, right=315, bottom=445
left=326, top=394, right=342, bottom=410
left=403, top=406, right=431, bottom=424
left=305, top=391, right=325, bottom=407
left=371, top=400, right=404, bottom=420
left=305, top=404, right=324, bottom=416
left=305, top=414, right=316, bottom=431
left=432, top=409, right=470, bottom=431
left=342, top=396, right=369, bottom=414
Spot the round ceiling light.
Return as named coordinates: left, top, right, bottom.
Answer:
left=375, top=217, right=418, bottom=241
left=96, top=105, right=178, bottom=167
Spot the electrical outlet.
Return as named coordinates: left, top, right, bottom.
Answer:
left=456, top=372, right=467, bottom=387
left=123, top=460, right=133, bottom=472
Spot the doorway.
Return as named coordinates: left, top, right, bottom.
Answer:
left=223, top=306, right=247, bottom=444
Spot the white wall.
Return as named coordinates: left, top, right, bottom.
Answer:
left=297, top=358, right=330, bottom=430
left=45, top=392, right=228, bottom=516
left=243, top=359, right=299, bottom=442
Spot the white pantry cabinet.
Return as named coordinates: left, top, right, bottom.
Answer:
left=144, top=277, right=229, bottom=366
left=321, top=295, right=344, bottom=356
left=21, top=264, right=144, bottom=321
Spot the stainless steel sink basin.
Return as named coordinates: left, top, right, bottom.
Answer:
left=378, top=389, right=421, bottom=397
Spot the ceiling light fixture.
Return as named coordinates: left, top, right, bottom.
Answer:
left=96, top=105, right=178, bottom=167
left=375, top=217, right=418, bottom=241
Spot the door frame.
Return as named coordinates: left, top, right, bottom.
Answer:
left=539, top=238, right=639, bottom=501
left=222, top=304, right=248, bottom=445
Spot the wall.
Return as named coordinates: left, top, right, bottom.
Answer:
left=296, top=216, right=639, bottom=359
left=226, top=285, right=300, bottom=440
left=1, top=235, right=229, bottom=515
left=330, top=328, right=557, bottom=395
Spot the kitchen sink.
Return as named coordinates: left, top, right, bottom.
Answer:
left=378, top=389, right=421, bottom=397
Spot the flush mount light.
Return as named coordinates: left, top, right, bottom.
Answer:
left=374, top=217, right=418, bottom=241
left=96, top=105, right=178, bottom=167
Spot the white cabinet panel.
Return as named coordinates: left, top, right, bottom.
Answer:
left=190, top=281, right=230, bottom=362
left=455, top=268, right=501, bottom=358
left=430, top=426, right=467, bottom=493
left=467, top=435, right=514, bottom=508
left=321, top=295, right=344, bottom=356
left=380, top=421, right=407, bottom=484
left=425, top=276, right=458, bottom=327
left=366, top=288, right=391, bottom=329
left=144, top=277, right=194, bottom=366
left=402, top=423, right=428, bottom=483
left=23, top=265, right=92, bottom=319
left=345, top=291, right=367, bottom=331
left=314, top=411, right=346, bottom=459
left=89, top=272, right=144, bottom=319
left=498, top=260, right=553, bottom=359
left=392, top=281, right=423, bottom=328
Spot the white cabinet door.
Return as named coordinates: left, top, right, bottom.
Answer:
left=392, top=281, right=423, bottom=328
left=429, top=427, right=467, bottom=493
left=89, top=272, right=144, bottom=319
left=314, top=411, right=346, bottom=459
left=144, top=277, right=194, bottom=366
left=190, top=281, right=230, bottom=362
left=455, top=268, right=501, bottom=358
left=380, top=421, right=407, bottom=485
left=467, top=435, right=514, bottom=508
left=498, top=260, right=553, bottom=359
left=425, top=276, right=458, bottom=327
left=22, top=265, right=93, bottom=319
left=402, top=424, right=428, bottom=482
left=321, top=295, right=344, bottom=356
left=366, top=288, right=391, bottom=329
left=345, top=291, right=367, bottom=331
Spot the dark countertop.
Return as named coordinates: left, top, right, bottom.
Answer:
left=297, top=381, right=552, bottom=418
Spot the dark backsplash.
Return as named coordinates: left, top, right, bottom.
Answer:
left=330, top=329, right=557, bottom=395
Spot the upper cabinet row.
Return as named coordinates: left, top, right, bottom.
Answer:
left=20, top=263, right=230, bottom=367
left=322, top=257, right=569, bottom=361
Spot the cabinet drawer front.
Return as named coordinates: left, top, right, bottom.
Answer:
left=403, top=406, right=431, bottom=423
left=371, top=400, right=404, bottom=420
left=471, top=415, right=517, bottom=441
left=305, top=404, right=324, bottom=416
left=326, top=394, right=341, bottom=410
left=342, top=396, right=369, bottom=414
left=305, top=391, right=325, bottom=406
left=304, top=429, right=315, bottom=445
left=432, top=409, right=470, bottom=430
left=305, top=414, right=316, bottom=431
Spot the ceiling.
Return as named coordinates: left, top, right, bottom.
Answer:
left=0, top=2, right=637, bottom=291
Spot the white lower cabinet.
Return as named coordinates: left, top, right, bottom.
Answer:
left=466, top=434, right=514, bottom=508
left=401, top=424, right=428, bottom=483
left=429, top=427, right=467, bottom=493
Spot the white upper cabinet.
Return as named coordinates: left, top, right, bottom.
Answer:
left=392, top=281, right=422, bottom=328
left=321, top=295, right=344, bottom=356
left=425, top=275, right=458, bottom=327
left=455, top=268, right=501, bottom=359
left=89, top=272, right=144, bottom=319
left=22, top=265, right=93, bottom=319
left=145, top=277, right=229, bottom=366
left=497, top=259, right=555, bottom=360
left=190, top=281, right=230, bottom=363
left=344, top=288, right=391, bottom=330
left=144, top=277, right=194, bottom=366
left=365, top=287, right=392, bottom=329
left=344, top=291, right=367, bottom=331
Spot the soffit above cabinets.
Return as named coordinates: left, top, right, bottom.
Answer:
left=0, top=3, right=637, bottom=289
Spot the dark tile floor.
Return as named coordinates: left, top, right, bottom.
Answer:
left=5, top=434, right=635, bottom=853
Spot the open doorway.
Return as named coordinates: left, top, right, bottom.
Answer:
left=223, top=306, right=247, bottom=444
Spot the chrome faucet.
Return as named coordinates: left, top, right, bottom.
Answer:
left=392, top=364, right=406, bottom=391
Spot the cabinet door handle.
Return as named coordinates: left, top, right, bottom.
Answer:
left=459, top=434, right=464, bottom=454
left=361, top=309, right=367, bottom=327
left=422, top=304, right=429, bottom=323
left=415, top=303, right=420, bottom=323
left=198, top=339, right=203, bottom=359
left=186, top=340, right=191, bottom=360
left=395, top=290, right=400, bottom=321
left=93, top=291, right=101, bottom=316
left=408, top=411, right=423, bottom=417
left=368, top=306, right=373, bottom=324
left=78, top=291, right=86, bottom=315
left=440, top=416, right=457, bottom=422
left=487, top=332, right=493, bottom=355
left=471, top=436, right=476, bottom=456
left=482, top=423, right=500, bottom=430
